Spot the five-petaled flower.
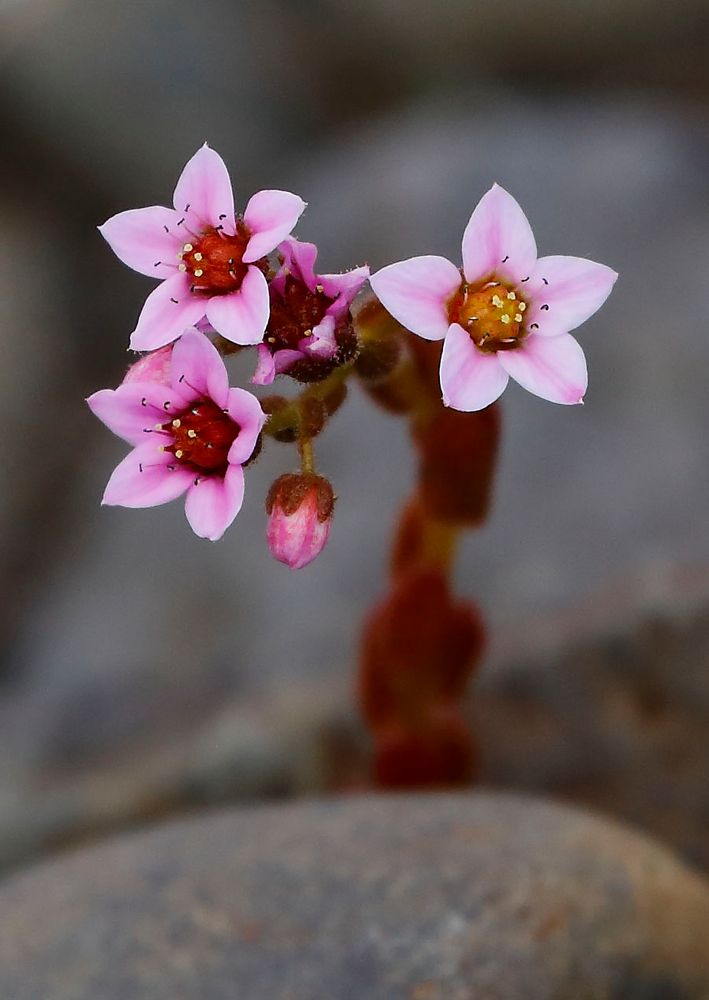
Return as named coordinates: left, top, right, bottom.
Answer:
left=99, top=145, right=306, bottom=353
left=87, top=329, right=266, bottom=540
left=370, top=184, right=617, bottom=411
left=253, top=238, right=369, bottom=385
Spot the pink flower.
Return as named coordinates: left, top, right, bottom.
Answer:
left=99, top=144, right=306, bottom=353
left=265, top=472, right=335, bottom=569
left=252, top=238, right=369, bottom=385
left=370, top=184, right=618, bottom=411
left=87, top=328, right=266, bottom=541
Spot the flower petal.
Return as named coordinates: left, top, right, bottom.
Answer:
left=320, top=266, right=370, bottom=319
left=184, top=464, right=245, bottom=541
left=306, top=314, right=337, bottom=357
left=205, top=266, right=270, bottom=345
left=370, top=256, right=460, bottom=341
left=172, top=144, right=236, bottom=234
left=130, top=273, right=207, bottom=351
left=272, top=348, right=306, bottom=375
left=461, top=184, right=537, bottom=286
left=226, top=387, right=266, bottom=464
left=251, top=344, right=277, bottom=385
left=170, top=328, right=229, bottom=408
left=439, top=323, right=509, bottom=411
left=102, top=441, right=192, bottom=508
left=524, top=256, right=619, bottom=338
left=242, top=190, right=306, bottom=263
left=278, top=237, right=318, bottom=290
left=498, top=333, right=587, bottom=404
left=87, top=381, right=191, bottom=445
left=98, top=206, right=182, bottom=278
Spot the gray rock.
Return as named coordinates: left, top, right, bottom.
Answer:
left=1, top=793, right=708, bottom=999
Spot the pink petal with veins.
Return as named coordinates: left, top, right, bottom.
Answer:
left=184, top=464, right=245, bottom=540
left=99, top=206, right=182, bottom=278
left=462, top=184, right=537, bottom=287
left=205, top=266, right=270, bottom=345
left=130, top=273, right=207, bottom=351
left=498, top=332, right=587, bottom=404
left=172, top=144, right=236, bottom=234
left=102, top=441, right=193, bottom=508
left=170, top=328, right=229, bottom=408
left=370, top=256, right=460, bottom=341
left=87, top=381, right=191, bottom=446
left=226, top=387, right=266, bottom=464
left=524, top=256, right=618, bottom=338
left=439, top=324, right=509, bottom=411
left=243, top=190, right=306, bottom=263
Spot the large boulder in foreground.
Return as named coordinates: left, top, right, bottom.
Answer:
left=0, top=793, right=708, bottom=999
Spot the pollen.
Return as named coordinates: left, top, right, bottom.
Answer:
left=450, top=279, right=529, bottom=353
left=179, top=222, right=253, bottom=296
left=161, top=399, right=241, bottom=473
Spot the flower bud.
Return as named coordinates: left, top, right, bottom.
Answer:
left=266, top=473, right=335, bottom=569
left=122, top=344, right=173, bottom=386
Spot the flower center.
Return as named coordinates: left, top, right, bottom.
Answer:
left=450, top=280, right=528, bottom=353
left=179, top=222, right=252, bottom=295
left=162, top=399, right=239, bottom=473
left=265, top=276, right=334, bottom=352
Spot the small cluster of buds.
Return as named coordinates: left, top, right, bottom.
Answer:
left=88, top=143, right=617, bottom=571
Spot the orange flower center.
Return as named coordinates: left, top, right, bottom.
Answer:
left=162, top=400, right=239, bottom=474
left=179, top=222, right=253, bottom=296
left=450, top=280, right=528, bottom=353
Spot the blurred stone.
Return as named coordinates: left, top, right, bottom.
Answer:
left=1, top=794, right=708, bottom=999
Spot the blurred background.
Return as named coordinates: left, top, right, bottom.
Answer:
left=1, top=0, right=708, bottom=873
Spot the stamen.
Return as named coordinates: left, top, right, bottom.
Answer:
left=316, top=284, right=324, bottom=293
left=500, top=314, right=511, bottom=325
left=491, top=294, right=504, bottom=309
left=194, top=252, right=203, bottom=262
left=518, top=302, right=527, bottom=312
left=183, top=243, right=193, bottom=253
left=194, top=269, right=204, bottom=277
left=172, top=418, right=181, bottom=428
left=175, top=449, right=184, bottom=459
left=514, top=313, right=523, bottom=323
left=187, top=429, right=197, bottom=438
left=507, top=291, right=516, bottom=301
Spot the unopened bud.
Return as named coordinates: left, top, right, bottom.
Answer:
left=266, top=473, right=335, bottom=570
left=122, top=344, right=173, bottom=386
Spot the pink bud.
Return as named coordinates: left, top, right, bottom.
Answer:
left=121, top=344, right=174, bottom=386
left=266, top=473, right=335, bottom=570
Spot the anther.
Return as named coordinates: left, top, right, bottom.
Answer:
left=500, top=314, right=511, bottom=325
left=175, top=449, right=184, bottom=459
left=303, top=329, right=313, bottom=337
left=187, top=429, right=197, bottom=439
left=514, top=313, right=523, bottom=323
left=178, top=264, right=187, bottom=272
left=194, top=252, right=203, bottom=262
left=507, top=291, right=516, bottom=300
left=491, top=294, right=504, bottom=308
left=172, top=418, right=181, bottom=428
left=316, top=284, right=324, bottom=293
left=183, top=243, right=193, bottom=252
left=518, top=302, right=527, bottom=312
left=194, top=269, right=204, bottom=277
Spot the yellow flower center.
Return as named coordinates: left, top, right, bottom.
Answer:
left=451, top=280, right=528, bottom=354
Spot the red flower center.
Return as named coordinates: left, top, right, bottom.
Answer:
left=265, top=275, right=334, bottom=352
left=449, top=280, right=528, bottom=354
left=179, top=222, right=252, bottom=296
left=162, top=399, right=240, bottom=474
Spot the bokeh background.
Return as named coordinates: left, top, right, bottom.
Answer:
left=1, top=0, right=708, bottom=873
